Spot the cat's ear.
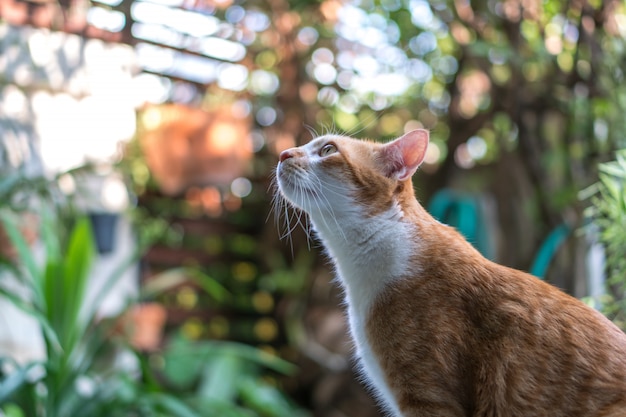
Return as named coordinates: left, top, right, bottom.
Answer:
left=380, top=129, right=429, bottom=181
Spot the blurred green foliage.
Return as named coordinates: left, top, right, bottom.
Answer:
left=585, top=150, right=626, bottom=329
left=0, top=211, right=112, bottom=416
left=1, top=99, right=307, bottom=413
left=286, top=0, right=626, bottom=277
left=309, top=0, right=626, bottom=176
left=0, top=208, right=309, bottom=416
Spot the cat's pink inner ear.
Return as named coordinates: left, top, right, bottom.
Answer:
left=382, top=129, right=429, bottom=181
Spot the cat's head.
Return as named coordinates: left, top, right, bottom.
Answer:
left=275, top=129, right=429, bottom=220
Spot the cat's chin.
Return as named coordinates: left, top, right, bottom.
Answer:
left=276, top=176, right=316, bottom=212
left=278, top=190, right=318, bottom=215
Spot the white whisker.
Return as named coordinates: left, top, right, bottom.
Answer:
left=344, top=110, right=382, bottom=138
left=304, top=124, right=319, bottom=140
left=309, top=171, right=348, bottom=243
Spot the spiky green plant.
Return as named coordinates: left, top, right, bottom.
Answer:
left=586, top=150, right=626, bottom=329
left=0, top=212, right=110, bottom=416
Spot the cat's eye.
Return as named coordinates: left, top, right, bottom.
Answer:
left=319, top=143, right=338, bottom=157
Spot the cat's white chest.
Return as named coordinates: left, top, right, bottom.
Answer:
left=348, top=305, right=403, bottom=417
left=312, top=206, right=417, bottom=417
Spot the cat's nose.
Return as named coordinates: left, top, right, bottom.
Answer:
left=279, top=149, right=294, bottom=162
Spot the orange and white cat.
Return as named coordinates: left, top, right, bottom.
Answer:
left=275, top=129, right=626, bottom=417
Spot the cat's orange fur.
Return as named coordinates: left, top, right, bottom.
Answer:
left=275, top=129, right=626, bottom=417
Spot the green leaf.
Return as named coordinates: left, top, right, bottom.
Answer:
left=60, top=217, right=95, bottom=351
left=212, top=342, right=296, bottom=375
left=599, top=161, right=626, bottom=179
left=188, top=397, right=256, bottom=417
left=162, top=340, right=206, bottom=388
left=238, top=377, right=307, bottom=417
left=141, top=267, right=230, bottom=302
left=1, top=403, right=26, bottom=417
left=39, top=209, right=61, bottom=263
left=600, top=175, right=621, bottom=201
left=197, top=354, right=242, bottom=402
left=0, top=173, right=22, bottom=199
left=0, top=286, right=61, bottom=353
left=43, top=260, right=64, bottom=342
left=143, top=392, right=201, bottom=417
left=0, top=360, right=42, bottom=403
left=185, top=268, right=230, bottom=302
left=166, top=336, right=297, bottom=376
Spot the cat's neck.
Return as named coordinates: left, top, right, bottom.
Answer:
left=310, top=188, right=433, bottom=318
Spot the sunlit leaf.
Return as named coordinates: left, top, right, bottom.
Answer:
left=60, top=217, right=95, bottom=351
left=1, top=403, right=26, bottom=417
left=197, top=353, right=241, bottom=402
left=141, top=267, right=230, bottom=302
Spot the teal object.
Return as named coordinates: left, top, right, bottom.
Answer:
left=529, top=224, right=570, bottom=279
left=428, top=189, right=570, bottom=279
left=428, top=189, right=493, bottom=259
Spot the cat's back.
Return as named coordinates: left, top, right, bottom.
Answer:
left=465, top=263, right=626, bottom=416
left=366, top=231, right=626, bottom=417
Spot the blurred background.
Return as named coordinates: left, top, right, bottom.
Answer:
left=1, top=0, right=626, bottom=416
